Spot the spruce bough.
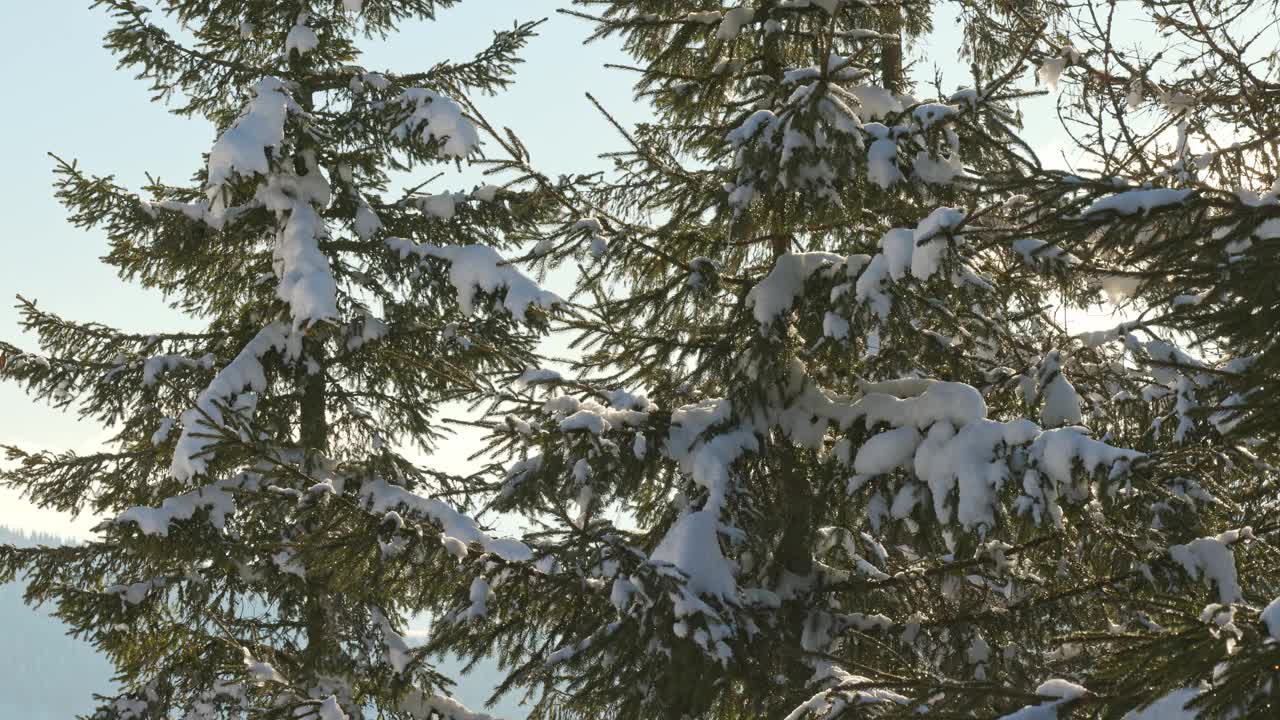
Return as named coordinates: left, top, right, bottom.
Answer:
left=3, top=1, right=566, bottom=718
left=3, top=1, right=1280, bottom=720
left=456, top=1, right=1280, bottom=718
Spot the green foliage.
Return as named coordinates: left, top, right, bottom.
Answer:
left=420, top=2, right=1280, bottom=719
left=3, top=1, right=1280, bottom=719
left=2, top=1, right=573, bottom=718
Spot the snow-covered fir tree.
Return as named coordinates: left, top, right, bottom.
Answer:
left=987, top=1, right=1280, bottom=715
left=1, top=1, right=571, bottom=718
left=3, top=1, right=1279, bottom=719
left=422, top=2, right=1274, bottom=719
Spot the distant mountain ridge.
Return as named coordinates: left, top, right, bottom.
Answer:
left=0, top=525, right=115, bottom=720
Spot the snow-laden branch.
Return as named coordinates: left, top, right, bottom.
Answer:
left=170, top=322, right=291, bottom=482
left=387, top=237, right=562, bottom=322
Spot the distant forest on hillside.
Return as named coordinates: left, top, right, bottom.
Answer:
left=0, top=526, right=521, bottom=718
left=0, top=526, right=114, bottom=720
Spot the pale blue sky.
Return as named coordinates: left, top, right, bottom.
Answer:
left=0, top=2, right=1094, bottom=536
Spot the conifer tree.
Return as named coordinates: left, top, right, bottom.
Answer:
left=985, top=1, right=1280, bottom=715
left=4, top=1, right=1279, bottom=719
left=417, top=2, right=1277, bottom=719
left=1, top=1, right=570, bottom=718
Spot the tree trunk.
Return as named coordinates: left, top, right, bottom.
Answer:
left=880, top=5, right=904, bottom=92
left=297, top=336, right=331, bottom=675
left=299, top=339, right=327, bottom=453
left=774, top=445, right=814, bottom=579
left=286, top=39, right=336, bottom=678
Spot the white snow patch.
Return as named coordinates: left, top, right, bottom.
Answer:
left=387, top=238, right=562, bottom=322
left=257, top=175, right=339, bottom=327
left=206, top=77, right=300, bottom=196
left=117, top=481, right=239, bottom=536
left=864, top=123, right=903, bottom=188
left=360, top=477, right=533, bottom=563
left=910, top=207, right=965, bottom=280
left=748, top=251, right=844, bottom=327
left=392, top=89, right=480, bottom=158
left=716, top=7, right=755, bottom=40
left=854, top=426, right=922, bottom=475
left=1169, top=528, right=1250, bottom=604
left=650, top=509, right=737, bottom=602
left=1261, top=595, right=1280, bottom=641
left=1083, top=188, right=1193, bottom=216
left=850, top=85, right=903, bottom=119
left=998, top=678, right=1088, bottom=720
left=1121, top=688, right=1201, bottom=720
left=1037, top=351, right=1083, bottom=427
left=371, top=608, right=412, bottom=674
left=170, top=323, right=290, bottom=481
left=285, top=15, right=319, bottom=55
left=315, top=696, right=347, bottom=720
